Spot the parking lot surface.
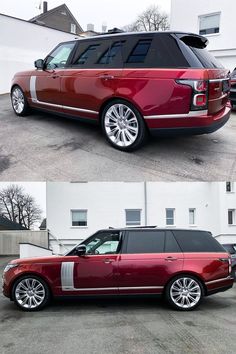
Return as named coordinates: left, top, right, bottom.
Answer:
left=1, top=94, right=236, bottom=181
left=1, top=257, right=236, bottom=354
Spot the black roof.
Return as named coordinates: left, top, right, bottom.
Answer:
left=0, top=215, right=27, bottom=230
left=98, top=227, right=211, bottom=233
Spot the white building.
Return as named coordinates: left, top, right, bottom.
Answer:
left=0, top=14, right=78, bottom=94
left=170, top=0, right=236, bottom=71
left=46, top=182, right=236, bottom=254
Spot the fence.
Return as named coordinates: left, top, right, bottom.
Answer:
left=0, top=230, right=49, bottom=255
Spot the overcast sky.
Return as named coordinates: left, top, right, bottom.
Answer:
left=0, top=182, right=46, bottom=228
left=0, top=0, right=171, bottom=32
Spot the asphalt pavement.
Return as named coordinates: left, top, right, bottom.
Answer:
left=0, top=94, right=236, bottom=181
left=1, top=257, right=236, bottom=354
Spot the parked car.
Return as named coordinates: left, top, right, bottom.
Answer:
left=10, top=31, right=231, bottom=151
left=230, top=68, right=236, bottom=107
left=222, top=243, right=236, bottom=279
left=2, top=228, right=234, bottom=311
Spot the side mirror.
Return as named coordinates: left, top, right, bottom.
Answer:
left=75, top=244, right=86, bottom=256
left=34, top=59, right=44, bottom=70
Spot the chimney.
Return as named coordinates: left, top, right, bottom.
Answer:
left=87, top=23, right=94, bottom=32
left=102, top=23, right=107, bottom=33
left=43, top=1, right=48, bottom=13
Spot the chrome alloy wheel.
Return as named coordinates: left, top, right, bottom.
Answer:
left=15, top=278, right=46, bottom=309
left=170, top=277, right=201, bottom=309
left=104, top=104, right=139, bottom=147
left=11, top=87, right=25, bottom=114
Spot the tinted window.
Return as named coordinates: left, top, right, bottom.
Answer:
left=190, top=47, right=223, bottom=69
left=75, top=44, right=100, bottom=65
left=173, top=231, right=225, bottom=252
left=222, top=244, right=236, bottom=255
left=127, top=39, right=152, bottom=63
left=165, top=231, right=181, bottom=253
left=126, top=230, right=165, bottom=253
left=98, top=41, right=123, bottom=64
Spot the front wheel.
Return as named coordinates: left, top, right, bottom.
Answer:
left=101, top=100, right=147, bottom=151
left=166, top=275, right=203, bottom=311
left=11, top=86, right=30, bottom=116
left=12, top=275, right=50, bottom=311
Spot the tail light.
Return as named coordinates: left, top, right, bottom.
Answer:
left=229, top=257, right=232, bottom=275
left=176, top=79, right=209, bottom=111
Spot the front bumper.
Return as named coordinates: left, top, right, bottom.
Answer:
left=148, top=104, right=231, bottom=137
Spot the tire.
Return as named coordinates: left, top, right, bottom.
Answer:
left=101, top=99, right=148, bottom=152
left=232, top=267, right=236, bottom=281
left=12, top=275, right=51, bottom=311
left=11, top=85, right=30, bottom=117
left=165, top=275, right=204, bottom=311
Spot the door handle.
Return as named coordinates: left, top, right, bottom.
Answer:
left=103, top=259, right=114, bottom=264
left=99, top=74, right=114, bottom=80
left=51, top=75, right=59, bottom=79
left=219, top=258, right=229, bottom=262
left=165, top=256, right=177, bottom=261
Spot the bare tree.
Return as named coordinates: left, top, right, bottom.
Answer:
left=0, top=184, right=42, bottom=229
left=123, top=5, right=169, bottom=32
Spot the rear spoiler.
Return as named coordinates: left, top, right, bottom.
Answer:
left=176, top=33, right=209, bottom=49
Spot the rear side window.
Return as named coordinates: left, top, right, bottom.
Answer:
left=126, top=230, right=165, bottom=253
left=165, top=231, right=182, bottom=253
left=189, top=47, right=223, bottom=69
left=127, top=39, right=152, bottom=63
left=173, top=231, right=225, bottom=252
left=75, top=44, right=100, bottom=65
left=98, top=41, right=123, bottom=64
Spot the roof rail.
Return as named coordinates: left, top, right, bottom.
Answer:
left=126, top=225, right=157, bottom=229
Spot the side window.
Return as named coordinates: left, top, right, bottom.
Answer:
left=84, top=231, right=121, bottom=255
left=126, top=230, right=165, bottom=254
left=165, top=231, right=181, bottom=253
left=173, top=231, right=225, bottom=252
left=127, top=39, right=152, bottom=63
left=98, top=41, right=124, bottom=64
left=75, top=44, right=100, bottom=65
left=45, top=42, right=75, bottom=69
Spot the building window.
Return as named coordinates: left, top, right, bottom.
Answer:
left=71, top=23, right=76, bottom=34
left=226, top=182, right=234, bottom=192
left=199, top=13, right=220, bottom=35
left=71, top=210, right=87, bottom=226
left=166, top=208, right=175, bottom=226
left=126, top=209, right=141, bottom=226
left=189, top=208, right=196, bottom=225
left=228, top=209, right=235, bottom=225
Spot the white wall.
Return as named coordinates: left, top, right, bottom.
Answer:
left=20, top=243, right=52, bottom=258
left=0, top=14, right=78, bottom=94
left=170, top=0, right=236, bottom=71
left=47, top=182, right=236, bottom=254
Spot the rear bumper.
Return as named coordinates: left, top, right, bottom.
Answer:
left=205, top=276, right=234, bottom=296
left=148, top=104, right=231, bottom=137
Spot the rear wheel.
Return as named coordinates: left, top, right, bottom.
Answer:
left=101, top=100, right=147, bottom=151
left=11, top=86, right=30, bottom=116
left=12, top=275, right=50, bottom=311
left=166, top=275, right=203, bottom=311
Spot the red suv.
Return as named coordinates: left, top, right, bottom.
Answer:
left=2, top=228, right=234, bottom=311
left=11, top=31, right=231, bottom=151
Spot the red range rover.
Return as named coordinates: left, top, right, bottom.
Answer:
left=2, top=228, right=234, bottom=311
left=11, top=31, right=231, bottom=151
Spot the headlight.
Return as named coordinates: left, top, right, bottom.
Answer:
left=3, top=264, right=19, bottom=273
